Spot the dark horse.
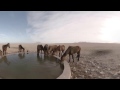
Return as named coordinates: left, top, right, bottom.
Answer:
left=37, top=45, right=44, bottom=55
left=53, top=45, right=65, bottom=57
left=0, top=50, right=2, bottom=57
left=48, top=45, right=58, bottom=55
left=61, top=46, right=81, bottom=62
left=18, top=45, right=25, bottom=52
left=43, top=44, right=49, bottom=55
left=2, top=43, right=10, bottom=56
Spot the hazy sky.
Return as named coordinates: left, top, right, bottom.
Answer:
left=0, top=11, right=120, bottom=43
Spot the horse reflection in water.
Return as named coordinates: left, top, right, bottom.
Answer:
left=37, top=54, right=45, bottom=64
left=0, top=56, right=10, bottom=65
left=37, top=54, right=62, bottom=68
left=18, top=53, right=25, bottom=59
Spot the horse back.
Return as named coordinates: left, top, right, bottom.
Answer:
left=49, top=45, right=57, bottom=50
left=69, top=46, right=81, bottom=54
left=2, top=45, right=7, bottom=50
left=44, top=44, right=49, bottom=50
left=37, top=45, right=43, bottom=50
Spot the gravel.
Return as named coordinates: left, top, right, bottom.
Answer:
left=68, top=55, right=120, bottom=79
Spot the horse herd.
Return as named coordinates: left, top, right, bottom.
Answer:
left=0, top=43, right=81, bottom=62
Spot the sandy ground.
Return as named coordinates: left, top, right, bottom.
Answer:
left=1, top=42, right=120, bottom=79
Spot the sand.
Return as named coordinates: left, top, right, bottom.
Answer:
left=1, top=42, right=120, bottom=79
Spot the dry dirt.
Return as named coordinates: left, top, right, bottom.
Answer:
left=1, top=42, right=120, bottom=79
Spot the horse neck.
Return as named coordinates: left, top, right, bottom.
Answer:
left=62, top=50, right=68, bottom=57
left=63, top=47, right=70, bottom=55
left=7, top=44, right=9, bottom=47
left=4, top=44, right=8, bottom=48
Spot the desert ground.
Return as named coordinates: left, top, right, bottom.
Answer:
left=1, top=42, right=120, bottom=79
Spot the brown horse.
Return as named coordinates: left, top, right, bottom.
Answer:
left=61, top=46, right=81, bottom=62
left=43, top=44, right=49, bottom=55
left=53, top=45, right=65, bottom=57
left=48, top=45, right=57, bottom=55
left=18, top=45, right=25, bottom=52
left=37, top=45, right=44, bottom=55
left=0, top=50, right=2, bottom=57
left=2, top=43, right=10, bottom=56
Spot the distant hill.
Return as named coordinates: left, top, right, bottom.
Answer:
left=36, top=42, right=42, bottom=44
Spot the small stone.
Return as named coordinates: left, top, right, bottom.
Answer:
left=85, top=71, right=87, bottom=73
left=100, top=71, right=104, bottom=75
left=117, top=71, right=120, bottom=75
left=75, top=77, right=77, bottom=79
left=73, top=67, right=76, bottom=71
left=91, top=69, right=95, bottom=72
left=97, top=66, right=100, bottom=69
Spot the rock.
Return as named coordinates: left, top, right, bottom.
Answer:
left=91, top=69, right=95, bottom=72
left=75, top=77, right=77, bottom=79
left=73, top=67, right=77, bottom=71
left=114, top=71, right=120, bottom=76
left=118, top=64, right=120, bottom=66
left=97, top=66, right=100, bottom=69
left=100, top=71, right=104, bottom=75
left=85, top=70, right=87, bottom=73
left=117, top=71, right=120, bottom=75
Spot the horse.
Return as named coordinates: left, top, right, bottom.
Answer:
left=37, top=45, right=44, bottom=55
left=2, top=43, right=10, bottom=56
left=61, top=46, right=81, bottom=62
left=18, top=45, right=25, bottom=53
left=43, top=44, right=49, bottom=55
left=0, top=50, right=2, bottom=57
left=53, top=45, right=65, bottom=57
left=48, top=45, right=58, bottom=55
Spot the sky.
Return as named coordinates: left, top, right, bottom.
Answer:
left=1, top=11, right=120, bottom=43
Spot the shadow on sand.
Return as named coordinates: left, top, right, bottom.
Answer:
left=91, top=49, right=113, bottom=56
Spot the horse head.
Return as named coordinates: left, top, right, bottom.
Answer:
left=7, top=43, right=10, bottom=48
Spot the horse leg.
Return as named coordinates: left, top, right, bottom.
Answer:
left=72, top=54, right=74, bottom=62
left=50, top=51, right=52, bottom=55
left=37, top=49, right=39, bottom=55
left=77, top=51, right=80, bottom=61
left=5, top=51, right=6, bottom=55
left=41, top=50, right=42, bottom=54
left=19, top=49, right=21, bottom=52
left=3, top=51, right=4, bottom=56
left=59, top=51, right=61, bottom=57
left=68, top=54, right=70, bottom=63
